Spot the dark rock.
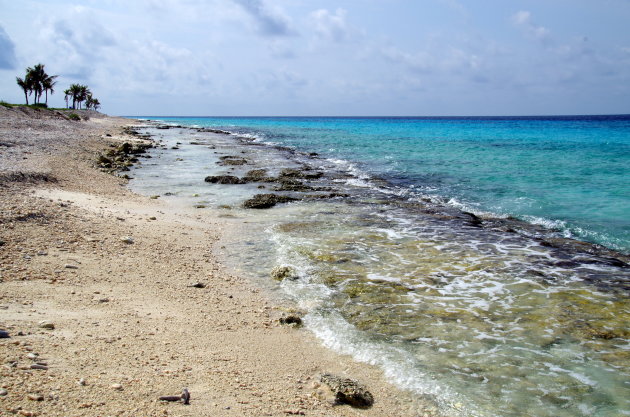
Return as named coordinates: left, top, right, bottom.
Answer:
left=279, top=168, right=323, bottom=180
left=217, top=156, right=248, bottom=166
left=204, top=175, right=245, bottom=185
left=463, top=212, right=483, bottom=227
left=273, top=179, right=314, bottom=192
left=0, top=330, right=9, bottom=338
left=242, top=194, right=298, bottom=209
left=188, top=282, right=206, bottom=288
left=320, top=374, right=374, bottom=408
left=279, top=315, right=302, bottom=326
left=243, top=169, right=274, bottom=182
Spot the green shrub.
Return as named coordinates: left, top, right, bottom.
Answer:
left=68, top=113, right=81, bottom=121
left=0, top=100, right=14, bottom=108
left=30, top=103, right=48, bottom=109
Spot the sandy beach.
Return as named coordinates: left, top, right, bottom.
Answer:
left=0, top=107, right=431, bottom=417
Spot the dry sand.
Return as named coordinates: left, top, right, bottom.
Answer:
left=0, top=106, right=436, bottom=417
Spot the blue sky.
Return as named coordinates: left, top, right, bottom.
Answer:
left=1, top=0, right=629, bottom=116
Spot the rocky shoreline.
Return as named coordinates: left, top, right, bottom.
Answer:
left=0, top=106, right=428, bottom=417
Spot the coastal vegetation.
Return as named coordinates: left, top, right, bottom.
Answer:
left=14, top=63, right=100, bottom=110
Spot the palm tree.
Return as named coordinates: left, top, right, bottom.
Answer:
left=42, top=74, right=58, bottom=106
left=68, top=84, right=83, bottom=109
left=64, top=88, right=71, bottom=108
left=16, top=76, right=31, bottom=105
left=85, top=93, right=101, bottom=111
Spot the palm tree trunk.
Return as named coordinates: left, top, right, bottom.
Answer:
left=45, top=90, right=48, bottom=105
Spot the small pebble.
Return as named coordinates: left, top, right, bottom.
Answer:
left=78, top=378, right=87, bottom=386
left=0, top=388, right=8, bottom=396
left=28, top=394, right=44, bottom=401
left=64, top=264, right=78, bottom=269
left=38, top=321, right=55, bottom=330
left=111, top=383, right=123, bottom=391
left=26, top=353, right=38, bottom=360
left=120, top=237, right=134, bottom=244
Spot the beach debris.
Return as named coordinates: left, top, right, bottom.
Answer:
left=279, top=315, right=303, bottom=327
left=319, top=373, right=374, bottom=408
left=242, top=194, right=298, bottom=209
left=204, top=175, right=245, bottom=185
left=38, top=321, right=55, bottom=330
left=159, top=388, right=190, bottom=405
left=270, top=266, right=298, bottom=281
left=78, top=378, right=87, bottom=386
left=120, top=236, right=134, bottom=244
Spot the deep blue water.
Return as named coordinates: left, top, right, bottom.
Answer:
left=139, top=115, right=630, bottom=253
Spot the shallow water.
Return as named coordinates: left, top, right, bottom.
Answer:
left=129, top=122, right=630, bottom=417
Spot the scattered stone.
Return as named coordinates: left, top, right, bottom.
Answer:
left=78, top=378, right=87, bottom=386
left=0, top=388, right=7, bottom=396
left=96, top=297, right=110, bottom=303
left=111, top=383, right=123, bottom=391
left=150, top=195, right=160, bottom=199
left=270, top=266, right=298, bottom=281
left=121, top=236, right=134, bottom=244
left=30, top=364, right=48, bottom=370
left=193, top=204, right=207, bottom=209
left=320, top=373, right=374, bottom=408
left=242, top=194, right=298, bottom=209
left=64, top=264, right=78, bottom=269
left=159, top=388, right=190, bottom=404
left=188, top=282, right=206, bottom=288
left=27, top=394, right=44, bottom=401
left=149, top=216, right=157, bottom=220
left=38, top=321, right=55, bottom=330
left=0, top=329, right=9, bottom=338
left=26, top=353, right=38, bottom=360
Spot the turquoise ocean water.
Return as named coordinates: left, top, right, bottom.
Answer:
left=143, top=116, right=630, bottom=253
left=132, top=116, right=630, bottom=417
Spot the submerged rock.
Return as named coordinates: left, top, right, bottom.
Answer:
left=271, top=265, right=298, bottom=281
left=204, top=175, right=245, bottom=184
left=319, top=373, right=374, bottom=408
left=242, top=194, right=298, bottom=209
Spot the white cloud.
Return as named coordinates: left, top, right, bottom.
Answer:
left=310, top=8, right=350, bottom=43
left=511, top=10, right=551, bottom=42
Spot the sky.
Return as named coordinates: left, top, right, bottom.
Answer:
left=1, top=0, right=629, bottom=116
